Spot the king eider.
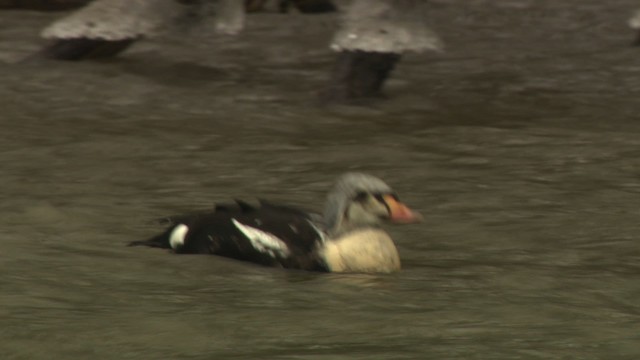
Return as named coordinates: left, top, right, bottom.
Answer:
left=129, top=172, right=422, bottom=273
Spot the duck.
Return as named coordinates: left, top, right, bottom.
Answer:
left=129, top=172, right=422, bottom=273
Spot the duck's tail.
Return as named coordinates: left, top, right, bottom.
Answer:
left=128, top=228, right=172, bottom=249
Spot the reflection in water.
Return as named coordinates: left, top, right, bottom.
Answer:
left=2, top=0, right=640, bottom=359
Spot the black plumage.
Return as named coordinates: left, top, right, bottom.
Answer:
left=130, top=200, right=327, bottom=271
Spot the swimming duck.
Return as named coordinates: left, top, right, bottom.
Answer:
left=130, top=172, right=422, bottom=273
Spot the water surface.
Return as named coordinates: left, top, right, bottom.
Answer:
left=1, top=1, right=640, bottom=359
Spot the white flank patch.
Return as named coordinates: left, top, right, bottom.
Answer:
left=169, top=224, right=189, bottom=250
left=231, top=219, right=290, bottom=258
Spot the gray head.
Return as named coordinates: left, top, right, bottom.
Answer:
left=323, top=172, right=421, bottom=236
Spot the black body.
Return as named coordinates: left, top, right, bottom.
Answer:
left=130, top=200, right=328, bottom=271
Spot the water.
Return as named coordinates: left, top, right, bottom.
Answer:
left=2, top=1, right=640, bottom=358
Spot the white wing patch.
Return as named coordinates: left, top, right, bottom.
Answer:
left=169, top=224, right=189, bottom=250
left=231, top=219, right=291, bottom=258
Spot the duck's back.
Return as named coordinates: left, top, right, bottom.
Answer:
left=130, top=201, right=327, bottom=271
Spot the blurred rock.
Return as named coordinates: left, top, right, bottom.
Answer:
left=29, top=0, right=245, bottom=61
left=216, top=0, right=245, bottom=34
left=245, top=0, right=336, bottom=13
left=41, top=0, right=184, bottom=41
left=628, top=9, right=640, bottom=45
left=0, top=0, right=90, bottom=11
left=321, top=50, right=401, bottom=103
left=323, top=0, right=441, bottom=102
left=279, top=0, right=336, bottom=14
left=245, top=0, right=267, bottom=12
left=331, top=0, right=441, bottom=54
left=30, top=38, right=136, bottom=60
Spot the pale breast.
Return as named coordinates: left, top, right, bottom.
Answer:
left=320, top=229, right=401, bottom=273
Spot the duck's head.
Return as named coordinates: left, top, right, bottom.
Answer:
left=323, top=172, right=422, bottom=236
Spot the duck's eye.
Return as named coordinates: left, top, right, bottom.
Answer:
left=354, top=191, right=369, bottom=202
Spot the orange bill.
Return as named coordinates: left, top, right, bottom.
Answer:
left=383, top=194, right=423, bottom=224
